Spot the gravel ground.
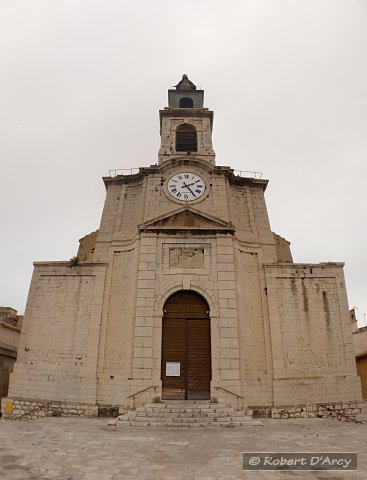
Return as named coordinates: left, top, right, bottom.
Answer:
left=0, top=416, right=366, bottom=479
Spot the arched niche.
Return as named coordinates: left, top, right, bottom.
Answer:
left=176, top=124, right=198, bottom=152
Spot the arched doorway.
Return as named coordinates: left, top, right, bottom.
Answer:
left=161, top=291, right=211, bottom=400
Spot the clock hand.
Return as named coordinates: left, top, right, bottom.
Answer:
left=185, top=180, right=201, bottom=187
left=182, top=182, right=196, bottom=197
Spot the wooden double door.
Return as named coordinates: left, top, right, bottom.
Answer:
left=161, top=291, right=211, bottom=400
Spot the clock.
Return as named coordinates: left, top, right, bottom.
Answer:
left=167, top=172, right=206, bottom=202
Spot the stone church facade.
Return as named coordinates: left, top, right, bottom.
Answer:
left=2, top=76, right=364, bottom=419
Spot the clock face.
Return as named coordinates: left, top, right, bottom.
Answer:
left=167, top=172, right=206, bottom=201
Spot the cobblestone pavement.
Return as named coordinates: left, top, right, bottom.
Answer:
left=0, top=417, right=366, bottom=479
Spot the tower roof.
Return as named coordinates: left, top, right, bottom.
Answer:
left=175, top=74, right=197, bottom=92
left=168, top=74, right=204, bottom=108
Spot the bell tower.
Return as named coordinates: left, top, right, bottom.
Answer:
left=158, top=74, right=215, bottom=166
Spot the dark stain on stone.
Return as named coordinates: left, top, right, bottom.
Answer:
left=323, top=290, right=330, bottom=326
left=291, top=278, right=297, bottom=295
left=302, top=279, right=309, bottom=315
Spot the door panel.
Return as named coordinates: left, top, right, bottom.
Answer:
left=161, top=291, right=211, bottom=400
left=187, top=318, right=211, bottom=399
left=161, top=318, right=186, bottom=399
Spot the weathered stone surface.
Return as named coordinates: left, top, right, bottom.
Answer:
left=250, top=420, right=264, bottom=427
left=2, top=78, right=363, bottom=420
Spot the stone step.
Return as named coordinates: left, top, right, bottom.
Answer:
left=136, top=405, right=232, bottom=411
left=135, top=412, right=244, bottom=419
left=131, top=415, right=249, bottom=422
left=122, top=401, right=249, bottom=412
left=118, top=420, right=248, bottom=428
left=117, top=401, right=252, bottom=428
left=136, top=406, right=246, bottom=413
left=163, top=400, right=212, bottom=405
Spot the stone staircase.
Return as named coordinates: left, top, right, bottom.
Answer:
left=116, top=401, right=253, bottom=428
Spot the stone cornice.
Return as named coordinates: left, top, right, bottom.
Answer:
left=103, top=164, right=269, bottom=191
left=216, top=166, right=268, bottom=191
left=103, top=166, right=160, bottom=188
left=263, top=262, right=345, bottom=268
left=0, top=321, right=21, bottom=332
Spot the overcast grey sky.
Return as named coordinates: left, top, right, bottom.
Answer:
left=1, top=0, right=366, bottom=326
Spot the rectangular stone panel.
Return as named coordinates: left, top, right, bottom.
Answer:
left=163, top=242, right=211, bottom=274
left=169, top=248, right=204, bottom=269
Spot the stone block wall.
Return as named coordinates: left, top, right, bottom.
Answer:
left=271, top=401, right=367, bottom=422
left=7, top=262, right=107, bottom=405
left=265, top=263, right=362, bottom=406
left=1, top=397, right=98, bottom=420
left=235, top=247, right=274, bottom=406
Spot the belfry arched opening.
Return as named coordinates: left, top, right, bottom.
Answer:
left=161, top=291, right=211, bottom=400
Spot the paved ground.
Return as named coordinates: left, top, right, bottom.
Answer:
left=0, top=417, right=366, bottom=479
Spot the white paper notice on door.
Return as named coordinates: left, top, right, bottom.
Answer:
left=166, top=362, right=180, bottom=376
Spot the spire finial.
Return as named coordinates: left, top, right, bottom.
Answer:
left=175, top=74, right=196, bottom=92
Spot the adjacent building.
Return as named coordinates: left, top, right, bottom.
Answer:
left=351, top=309, right=367, bottom=399
left=0, top=307, right=22, bottom=402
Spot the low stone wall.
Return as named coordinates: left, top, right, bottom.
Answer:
left=271, top=401, right=367, bottom=422
left=2, top=397, right=366, bottom=422
left=1, top=398, right=98, bottom=420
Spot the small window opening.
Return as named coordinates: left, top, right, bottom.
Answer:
left=176, top=124, right=197, bottom=152
left=179, top=97, right=193, bottom=108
